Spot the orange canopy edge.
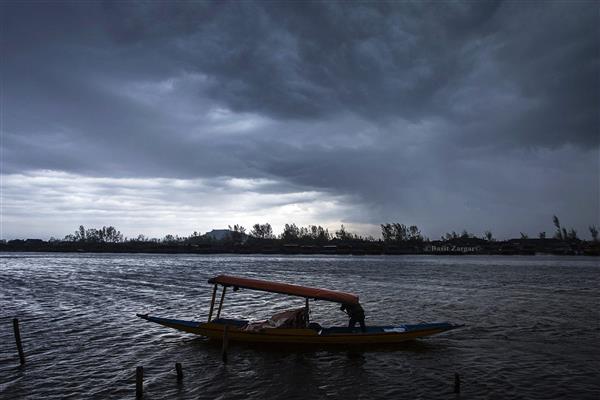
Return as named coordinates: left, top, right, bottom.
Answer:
left=207, top=274, right=360, bottom=305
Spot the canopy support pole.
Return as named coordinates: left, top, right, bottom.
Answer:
left=207, top=284, right=218, bottom=322
left=305, top=298, right=310, bottom=324
left=216, top=286, right=227, bottom=319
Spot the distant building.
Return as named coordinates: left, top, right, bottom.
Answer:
left=204, top=229, right=249, bottom=243
left=204, top=229, right=232, bottom=241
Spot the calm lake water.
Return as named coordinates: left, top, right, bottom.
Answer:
left=0, top=253, right=598, bottom=399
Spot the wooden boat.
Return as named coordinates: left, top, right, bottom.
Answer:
left=137, top=274, right=462, bottom=345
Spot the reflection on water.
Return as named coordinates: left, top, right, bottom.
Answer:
left=0, top=254, right=598, bottom=399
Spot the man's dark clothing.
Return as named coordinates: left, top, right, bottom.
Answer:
left=341, top=303, right=366, bottom=332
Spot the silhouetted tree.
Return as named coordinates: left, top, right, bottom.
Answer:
left=308, top=225, right=330, bottom=242
left=228, top=224, right=246, bottom=243
left=393, top=223, right=408, bottom=241
left=67, top=225, right=87, bottom=242
left=103, top=226, right=123, bottom=243
left=553, top=215, right=562, bottom=240
left=589, top=225, right=599, bottom=242
left=538, top=232, right=546, bottom=239
left=460, top=230, right=472, bottom=239
left=408, top=225, right=423, bottom=242
left=443, top=231, right=459, bottom=241
left=484, top=231, right=493, bottom=241
left=281, top=223, right=300, bottom=242
left=381, top=223, right=423, bottom=242
left=64, top=225, right=123, bottom=243
left=381, top=224, right=394, bottom=242
left=335, top=224, right=351, bottom=241
left=520, top=232, right=528, bottom=239
left=163, top=234, right=176, bottom=244
left=295, top=225, right=331, bottom=243
left=250, top=223, right=274, bottom=239
left=567, top=229, right=578, bottom=241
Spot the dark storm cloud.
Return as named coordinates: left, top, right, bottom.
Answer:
left=99, top=0, right=598, bottom=147
left=1, top=0, right=598, bottom=238
left=4, top=1, right=597, bottom=152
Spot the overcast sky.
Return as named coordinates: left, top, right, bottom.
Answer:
left=1, top=0, right=598, bottom=240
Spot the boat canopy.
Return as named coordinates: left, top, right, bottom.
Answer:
left=208, top=275, right=360, bottom=305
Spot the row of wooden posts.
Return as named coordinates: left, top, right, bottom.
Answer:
left=12, top=317, right=231, bottom=399
left=135, top=362, right=183, bottom=398
left=11, top=318, right=460, bottom=398
left=135, top=327, right=231, bottom=398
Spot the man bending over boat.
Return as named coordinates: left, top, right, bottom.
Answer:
left=340, top=303, right=366, bottom=332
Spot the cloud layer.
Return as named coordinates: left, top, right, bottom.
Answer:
left=1, top=1, right=598, bottom=239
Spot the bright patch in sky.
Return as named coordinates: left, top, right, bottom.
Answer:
left=1, top=170, right=358, bottom=239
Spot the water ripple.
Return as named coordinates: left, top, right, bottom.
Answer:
left=0, top=253, right=599, bottom=399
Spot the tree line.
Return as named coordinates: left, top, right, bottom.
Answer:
left=53, top=215, right=598, bottom=245
left=62, top=225, right=124, bottom=243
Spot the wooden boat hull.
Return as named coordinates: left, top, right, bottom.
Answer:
left=137, top=314, right=461, bottom=345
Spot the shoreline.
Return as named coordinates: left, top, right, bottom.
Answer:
left=3, top=235, right=598, bottom=257
left=1, top=244, right=598, bottom=257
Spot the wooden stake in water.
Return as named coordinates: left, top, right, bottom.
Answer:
left=136, top=366, right=143, bottom=398
left=13, top=318, right=25, bottom=365
left=222, top=325, right=229, bottom=363
left=175, top=362, right=183, bottom=381
left=454, top=372, right=461, bottom=394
